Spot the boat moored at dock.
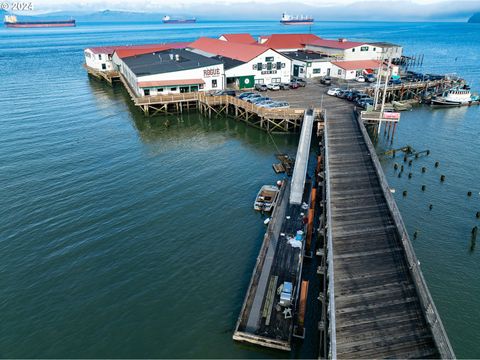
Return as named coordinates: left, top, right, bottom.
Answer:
left=254, top=185, right=280, bottom=212
left=431, top=86, right=475, bottom=107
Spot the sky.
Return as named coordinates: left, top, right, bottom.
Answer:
left=12, top=0, right=480, bottom=20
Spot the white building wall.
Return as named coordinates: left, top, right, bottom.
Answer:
left=306, top=61, right=333, bottom=78
left=375, top=46, right=403, bottom=60
left=225, top=49, right=292, bottom=84
left=84, top=49, right=114, bottom=71
left=305, top=44, right=380, bottom=61
left=330, top=64, right=358, bottom=80
left=113, top=52, right=225, bottom=96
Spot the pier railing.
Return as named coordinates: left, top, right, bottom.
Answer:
left=323, top=111, right=337, bottom=360
left=355, top=113, right=455, bottom=359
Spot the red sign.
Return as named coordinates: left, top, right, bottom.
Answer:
left=383, top=112, right=400, bottom=119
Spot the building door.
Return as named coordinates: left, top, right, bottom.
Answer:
left=327, top=68, right=331, bottom=76
left=101, top=63, right=106, bottom=70
left=293, top=65, right=300, bottom=77
left=238, top=75, right=255, bottom=89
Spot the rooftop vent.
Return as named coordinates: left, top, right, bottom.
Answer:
left=338, top=38, right=348, bottom=42
left=175, top=54, right=181, bottom=61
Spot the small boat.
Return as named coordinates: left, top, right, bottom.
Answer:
left=431, top=86, right=472, bottom=107
left=254, top=185, right=280, bottom=212
left=392, top=101, right=412, bottom=111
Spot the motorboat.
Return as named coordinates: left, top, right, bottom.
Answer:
left=254, top=185, right=280, bottom=212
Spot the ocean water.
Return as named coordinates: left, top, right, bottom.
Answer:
left=0, top=20, right=479, bottom=358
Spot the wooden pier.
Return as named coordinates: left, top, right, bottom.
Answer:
left=84, top=64, right=119, bottom=85
left=364, top=79, right=457, bottom=103
left=322, top=98, right=454, bottom=358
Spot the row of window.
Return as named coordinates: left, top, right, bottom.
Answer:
left=253, top=62, right=286, bottom=71
left=255, top=78, right=281, bottom=84
left=142, top=79, right=217, bottom=96
left=352, top=46, right=376, bottom=52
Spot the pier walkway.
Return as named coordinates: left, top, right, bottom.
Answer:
left=324, top=101, right=454, bottom=358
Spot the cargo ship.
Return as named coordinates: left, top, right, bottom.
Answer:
left=280, top=13, right=314, bottom=25
left=4, top=15, right=76, bottom=28
left=162, top=15, right=196, bottom=24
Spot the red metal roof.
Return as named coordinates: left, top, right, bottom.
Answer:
left=258, top=33, right=321, bottom=50
left=137, top=79, right=205, bottom=88
left=189, top=37, right=268, bottom=62
left=331, top=60, right=382, bottom=70
left=87, top=42, right=190, bottom=57
left=306, top=38, right=366, bottom=50
left=219, top=33, right=256, bottom=44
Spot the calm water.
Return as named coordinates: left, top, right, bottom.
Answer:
left=0, top=21, right=479, bottom=358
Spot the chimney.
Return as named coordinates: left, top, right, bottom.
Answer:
left=338, top=38, right=347, bottom=42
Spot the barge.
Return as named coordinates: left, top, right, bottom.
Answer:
left=162, top=15, right=196, bottom=24
left=280, top=13, right=314, bottom=25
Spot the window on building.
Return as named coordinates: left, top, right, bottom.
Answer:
left=272, top=78, right=281, bottom=83
left=313, top=69, right=321, bottom=74
left=257, top=62, right=262, bottom=71
left=373, top=47, right=376, bottom=51
left=307, top=62, right=312, bottom=67
left=170, top=87, right=177, bottom=91
left=352, top=48, right=355, bottom=52
left=98, top=54, right=102, bottom=60
left=337, top=69, right=342, bottom=75
left=101, top=64, right=106, bottom=70
left=265, top=56, right=274, bottom=62
left=144, top=89, right=150, bottom=96
left=360, top=46, right=369, bottom=51
left=255, top=79, right=264, bottom=84
left=267, top=62, right=272, bottom=71
left=157, top=88, right=163, bottom=92
left=276, top=62, right=282, bottom=70
left=212, top=79, right=217, bottom=88
left=199, top=84, right=204, bottom=89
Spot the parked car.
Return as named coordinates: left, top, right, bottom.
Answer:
left=279, top=83, right=290, bottom=90
left=250, top=96, right=270, bottom=104
left=244, top=93, right=262, bottom=102
left=335, top=89, right=347, bottom=99
left=365, top=74, right=376, bottom=83
left=257, top=100, right=276, bottom=107
left=266, top=101, right=290, bottom=109
left=293, top=78, right=306, bottom=87
left=354, top=94, right=372, bottom=106
left=358, top=98, right=374, bottom=109
left=355, top=76, right=366, bottom=83
left=289, top=82, right=300, bottom=89
left=388, top=79, right=402, bottom=85
left=346, top=90, right=361, bottom=101
left=267, top=83, right=280, bottom=91
left=320, top=76, right=332, bottom=86
left=238, top=92, right=255, bottom=99
left=327, top=87, right=342, bottom=96
left=255, top=83, right=268, bottom=91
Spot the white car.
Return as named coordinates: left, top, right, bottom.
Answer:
left=267, top=83, right=280, bottom=91
left=355, top=76, right=366, bottom=82
left=327, top=87, right=341, bottom=96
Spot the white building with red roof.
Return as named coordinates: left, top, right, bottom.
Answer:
left=258, top=33, right=322, bottom=52
left=84, top=42, right=189, bottom=72
left=218, top=33, right=256, bottom=44
left=305, top=38, right=381, bottom=61
left=330, top=60, right=383, bottom=80
left=188, top=37, right=292, bottom=89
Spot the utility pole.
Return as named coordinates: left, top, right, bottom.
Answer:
left=378, top=49, right=392, bottom=135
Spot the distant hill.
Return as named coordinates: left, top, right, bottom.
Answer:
left=468, top=13, right=480, bottom=22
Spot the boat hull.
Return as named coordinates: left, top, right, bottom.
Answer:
left=280, top=20, right=314, bottom=25
left=162, top=19, right=196, bottom=24
left=4, top=20, right=76, bottom=28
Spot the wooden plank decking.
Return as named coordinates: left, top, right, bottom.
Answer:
left=324, top=99, right=454, bottom=359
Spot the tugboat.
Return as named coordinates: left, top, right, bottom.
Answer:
left=280, top=13, right=314, bottom=25
left=162, top=15, right=196, bottom=24
left=431, top=86, right=473, bottom=107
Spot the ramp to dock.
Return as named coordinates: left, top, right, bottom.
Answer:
left=290, top=109, right=315, bottom=205
left=323, top=102, right=454, bottom=358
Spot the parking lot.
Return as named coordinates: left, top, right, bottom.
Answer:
left=243, top=81, right=360, bottom=110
